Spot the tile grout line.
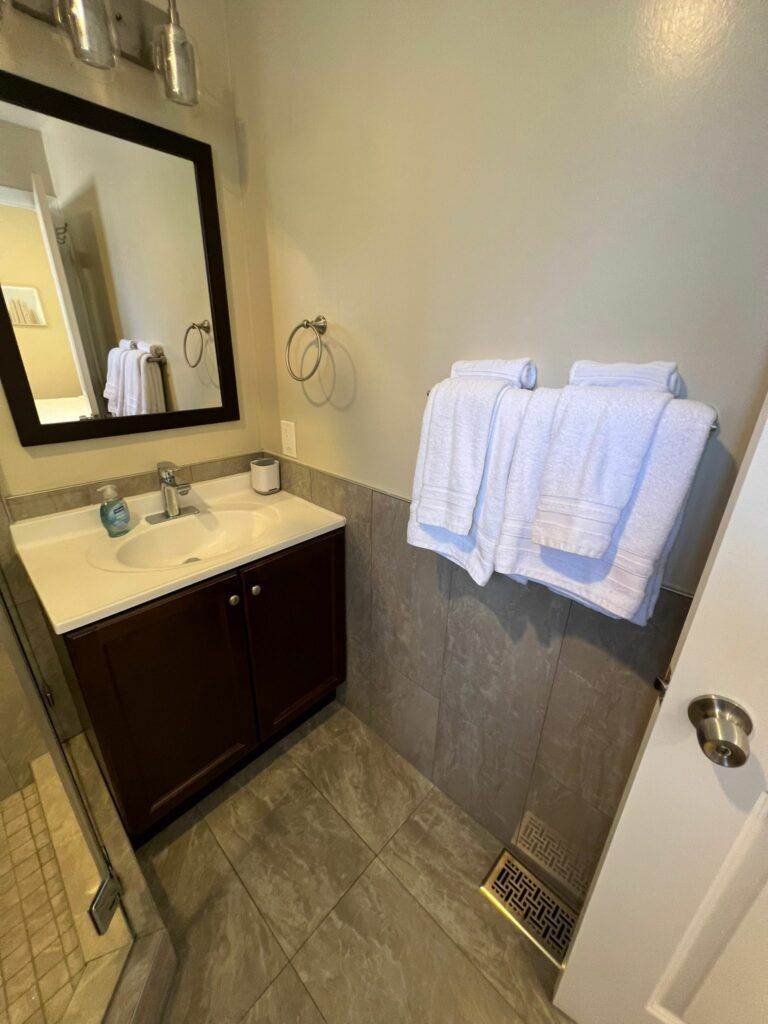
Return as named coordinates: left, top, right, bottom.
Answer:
left=511, top=599, right=574, bottom=850
left=373, top=855, right=532, bottom=1024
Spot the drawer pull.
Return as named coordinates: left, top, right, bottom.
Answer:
left=228, top=594, right=240, bottom=607
left=251, top=585, right=262, bottom=597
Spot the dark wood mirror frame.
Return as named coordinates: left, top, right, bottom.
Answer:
left=0, top=69, right=239, bottom=446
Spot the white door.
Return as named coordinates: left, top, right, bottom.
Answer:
left=31, top=174, right=99, bottom=417
left=555, top=393, right=768, bottom=1024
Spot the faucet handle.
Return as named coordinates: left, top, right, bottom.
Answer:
left=157, top=461, right=177, bottom=484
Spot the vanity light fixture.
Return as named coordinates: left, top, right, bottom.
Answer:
left=56, top=0, right=119, bottom=69
left=154, top=0, right=198, bottom=107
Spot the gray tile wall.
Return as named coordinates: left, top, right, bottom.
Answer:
left=273, top=455, right=690, bottom=894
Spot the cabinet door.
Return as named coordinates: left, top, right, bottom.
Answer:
left=242, top=530, right=346, bottom=738
left=66, top=572, right=258, bottom=835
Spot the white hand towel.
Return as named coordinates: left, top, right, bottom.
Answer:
left=104, top=347, right=134, bottom=414
left=531, top=385, right=672, bottom=557
left=570, top=360, right=682, bottom=396
left=120, top=350, right=143, bottom=416
left=495, top=388, right=561, bottom=575
left=414, top=376, right=513, bottom=535
left=451, top=358, right=537, bottom=388
left=408, top=388, right=532, bottom=584
left=138, top=355, right=166, bottom=414
left=118, top=339, right=134, bottom=350
left=135, top=340, right=164, bottom=358
left=508, top=399, right=715, bottom=624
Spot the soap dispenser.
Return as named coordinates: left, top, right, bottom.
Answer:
left=97, top=485, right=131, bottom=537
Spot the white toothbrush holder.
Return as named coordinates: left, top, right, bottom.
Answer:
left=250, top=457, right=280, bottom=495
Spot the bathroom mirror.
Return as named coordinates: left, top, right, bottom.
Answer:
left=0, top=70, right=238, bottom=446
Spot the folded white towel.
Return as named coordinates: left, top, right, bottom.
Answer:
left=135, top=340, right=164, bottom=358
left=120, top=350, right=143, bottom=416
left=506, top=399, right=715, bottom=624
left=451, top=358, right=537, bottom=388
left=138, top=354, right=166, bottom=414
left=570, top=360, right=683, bottom=396
left=531, top=385, right=672, bottom=557
left=104, top=347, right=136, bottom=414
left=118, top=339, right=134, bottom=351
left=414, top=376, right=513, bottom=535
left=408, top=388, right=532, bottom=584
left=495, top=388, right=561, bottom=574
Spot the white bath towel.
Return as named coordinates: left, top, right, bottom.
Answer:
left=570, top=360, right=683, bottom=396
left=408, top=388, right=532, bottom=584
left=414, top=376, right=515, bottom=535
left=506, top=399, right=715, bottom=624
left=103, top=340, right=135, bottom=407
left=120, top=350, right=144, bottom=416
left=451, top=358, right=537, bottom=388
left=531, top=385, right=672, bottom=557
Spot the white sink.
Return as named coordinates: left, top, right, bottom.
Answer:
left=87, top=508, right=278, bottom=572
left=10, top=475, right=346, bottom=633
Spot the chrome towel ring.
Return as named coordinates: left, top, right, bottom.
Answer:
left=285, top=315, right=328, bottom=382
left=183, top=320, right=211, bottom=368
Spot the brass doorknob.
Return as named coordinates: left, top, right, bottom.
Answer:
left=688, top=695, right=753, bottom=768
left=228, top=594, right=240, bottom=607
left=251, top=585, right=262, bottom=597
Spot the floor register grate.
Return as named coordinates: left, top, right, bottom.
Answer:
left=481, top=850, right=577, bottom=968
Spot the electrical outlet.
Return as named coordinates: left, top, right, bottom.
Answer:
left=280, top=420, right=297, bottom=458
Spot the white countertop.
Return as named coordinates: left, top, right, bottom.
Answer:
left=11, top=473, right=345, bottom=634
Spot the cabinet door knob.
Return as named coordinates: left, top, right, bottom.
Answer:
left=251, top=585, right=262, bottom=597
left=228, top=594, right=240, bottom=607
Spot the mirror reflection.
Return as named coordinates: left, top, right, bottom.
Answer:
left=0, top=99, right=221, bottom=425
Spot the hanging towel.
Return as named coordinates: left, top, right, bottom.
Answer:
left=570, top=359, right=683, bottom=396
left=138, top=354, right=166, bottom=414
left=508, top=399, right=715, bottom=624
left=530, top=385, right=672, bottom=557
left=103, top=340, right=135, bottom=409
left=408, top=388, right=532, bottom=584
left=120, top=350, right=143, bottom=416
left=451, top=358, right=537, bottom=388
left=495, top=388, right=561, bottom=576
left=414, top=376, right=514, bottom=535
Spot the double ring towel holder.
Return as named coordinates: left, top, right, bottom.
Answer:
left=184, top=320, right=211, bottom=368
left=285, top=315, right=328, bottom=382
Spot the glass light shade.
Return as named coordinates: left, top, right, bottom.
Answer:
left=57, top=0, right=118, bottom=69
left=155, top=20, right=198, bottom=106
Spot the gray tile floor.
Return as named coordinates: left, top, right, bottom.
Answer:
left=138, top=704, right=572, bottom=1024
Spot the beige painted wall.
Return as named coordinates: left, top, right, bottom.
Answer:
left=0, top=119, right=54, bottom=194
left=0, top=205, right=82, bottom=399
left=0, top=0, right=273, bottom=494
left=228, top=0, right=768, bottom=593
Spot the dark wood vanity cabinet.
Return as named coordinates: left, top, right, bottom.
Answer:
left=65, top=530, right=345, bottom=836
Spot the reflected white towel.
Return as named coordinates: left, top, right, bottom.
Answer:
left=120, top=350, right=143, bottom=416
left=415, top=376, right=513, bottom=535
left=139, top=354, right=166, bottom=414
left=570, top=359, right=683, bottom=396
left=531, top=385, right=671, bottom=557
left=451, top=358, right=537, bottom=388
left=507, top=400, right=715, bottom=624
left=118, top=339, right=134, bottom=351
left=104, top=348, right=134, bottom=414
left=408, top=388, right=532, bottom=584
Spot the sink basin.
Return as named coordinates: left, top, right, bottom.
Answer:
left=87, top=508, right=277, bottom=572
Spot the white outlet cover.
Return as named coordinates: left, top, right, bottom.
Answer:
left=280, top=420, right=297, bottom=458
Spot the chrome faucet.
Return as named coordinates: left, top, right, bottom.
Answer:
left=146, top=462, right=199, bottom=524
